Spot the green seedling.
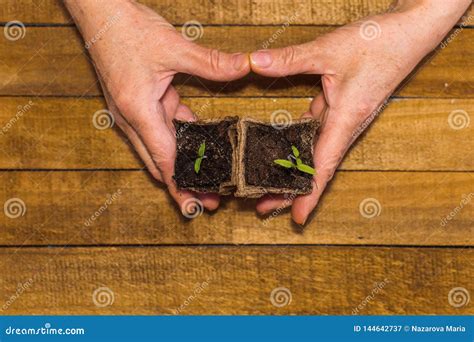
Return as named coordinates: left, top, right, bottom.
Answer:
left=194, top=141, right=206, bottom=174
left=274, top=145, right=316, bottom=175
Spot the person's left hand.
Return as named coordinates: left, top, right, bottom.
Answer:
left=249, top=1, right=466, bottom=224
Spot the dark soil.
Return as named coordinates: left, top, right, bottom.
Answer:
left=244, top=121, right=317, bottom=192
left=174, top=117, right=238, bottom=193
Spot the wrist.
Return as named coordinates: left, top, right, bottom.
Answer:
left=64, top=0, right=135, bottom=15
left=64, top=0, right=136, bottom=42
left=391, top=0, right=471, bottom=15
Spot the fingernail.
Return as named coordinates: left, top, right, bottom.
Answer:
left=250, top=50, right=273, bottom=68
left=232, top=53, right=247, bottom=71
left=293, top=215, right=307, bottom=226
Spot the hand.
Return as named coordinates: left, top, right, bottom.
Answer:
left=65, top=0, right=250, bottom=213
left=250, top=0, right=470, bottom=224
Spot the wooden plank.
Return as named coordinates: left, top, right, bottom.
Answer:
left=0, top=170, right=472, bottom=246
left=0, top=97, right=472, bottom=171
left=0, top=246, right=472, bottom=314
left=1, top=0, right=472, bottom=25
left=0, top=27, right=472, bottom=97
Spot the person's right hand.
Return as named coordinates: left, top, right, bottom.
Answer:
left=249, top=0, right=470, bottom=224
left=66, top=0, right=250, bottom=214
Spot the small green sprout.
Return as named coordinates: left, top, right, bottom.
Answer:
left=274, top=145, right=316, bottom=175
left=194, top=141, right=206, bottom=174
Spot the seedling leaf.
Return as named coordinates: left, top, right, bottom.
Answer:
left=198, top=142, right=206, bottom=157
left=194, top=157, right=202, bottom=174
left=274, top=159, right=294, bottom=168
left=296, top=163, right=315, bottom=175
left=291, top=145, right=300, bottom=158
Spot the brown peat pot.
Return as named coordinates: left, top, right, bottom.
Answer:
left=235, top=118, right=319, bottom=198
left=173, top=117, right=238, bottom=195
left=173, top=117, right=319, bottom=198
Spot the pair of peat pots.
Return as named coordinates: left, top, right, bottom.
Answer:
left=174, top=117, right=319, bottom=198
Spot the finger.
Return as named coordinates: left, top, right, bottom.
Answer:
left=161, top=87, right=198, bottom=122
left=130, top=101, right=198, bottom=211
left=174, top=103, right=196, bottom=122
left=258, top=94, right=327, bottom=217
left=161, top=86, right=180, bottom=126
left=99, top=84, right=164, bottom=182
left=197, top=193, right=220, bottom=212
left=134, top=101, right=220, bottom=212
left=301, top=93, right=328, bottom=124
left=250, top=41, right=330, bottom=77
left=309, top=92, right=328, bottom=120
left=117, top=118, right=163, bottom=182
left=161, top=87, right=197, bottom=132
left=256, top=194, right=291, bottom=215
left=291, top=113, right=354, bottom=225
left=98, top=63, right=200, bottom=213
left=173, top=42, right=250, bottom=81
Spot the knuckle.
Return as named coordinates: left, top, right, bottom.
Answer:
left=319, top=159, right=339, bottom=183
left=208, top=48, right=222, bottom=73
left=149, top=149, right=167, bottom=169
left=355, top=101, right=373, bottom=118
left=281, top=45, right=297, bottom=65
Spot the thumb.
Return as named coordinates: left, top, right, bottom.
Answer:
left=250, top=41, right=330, bottom=77
left=174, top=42, right=250, bottom=81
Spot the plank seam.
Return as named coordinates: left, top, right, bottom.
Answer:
left=0, top=23, right=472, bottom=29
left=0, top=244, right=472, bottom=249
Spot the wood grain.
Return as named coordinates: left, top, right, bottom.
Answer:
left=0, top=246, right=472, bottom=314
left=0, top=97, right=473, bottom=171
left=0, top=0, right=472, bottom=25
left=1, top=170, right=472, bottom=246
left=0, top=27, right=472, bottom=97
left=1, top=0, right=472, bottom=318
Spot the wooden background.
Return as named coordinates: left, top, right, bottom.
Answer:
left=0, top=0, right=472, bottom=315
